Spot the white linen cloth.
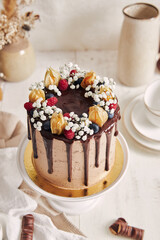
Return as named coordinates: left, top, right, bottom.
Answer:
left=0, top=147, right=87, bottom=240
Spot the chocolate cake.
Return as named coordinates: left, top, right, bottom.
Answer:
left=24, top=63, right=120, bottom=190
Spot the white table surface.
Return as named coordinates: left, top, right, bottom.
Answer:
left=1, top=50, right=160, bottom=240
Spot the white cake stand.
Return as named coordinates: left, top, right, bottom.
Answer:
left=17, top=132, right=129, bottom=215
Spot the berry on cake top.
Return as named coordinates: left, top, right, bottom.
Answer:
left=24, top=63, right=118, bottom=140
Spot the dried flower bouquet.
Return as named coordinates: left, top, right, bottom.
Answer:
left=0, top=0, right=39, bottom=50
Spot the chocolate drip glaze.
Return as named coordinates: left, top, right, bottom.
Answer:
left=84, top=189, right=88, bottom=196
left=82, top=139, right=90, bottom=186
left=55, top=88, right=93, bottom=116
left=29, top=105, right=121, bottom=186
left=27, top=116, right=31, bottom=140
left=105, top=128, right=113, bottom=171
left=31, top=124, right=38, bottom=158
left=114, top=121, right=118, bottom=137
left=94, top=135, right=101, bottom=167
left=42, top=135, right=53, bottom=174
left=66, top=143, right=73, bottom=182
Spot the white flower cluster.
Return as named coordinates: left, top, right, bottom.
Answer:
left=0, top=14, right=19, bottom=50
left=84, top=76, right=117, bottom=113
left=0, top=1, right=39, bottom=50
left=64, top=112, right=94, bottom=141
left=30, top=98, right=62, bottom=131
left=59, top=62, right=86, bottom=90
left=48, top=84, right=61, bottom=96
left=29, top=81, right=44, bottom=90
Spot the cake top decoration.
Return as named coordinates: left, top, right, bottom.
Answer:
left=24, top=63, right=118, bottom=141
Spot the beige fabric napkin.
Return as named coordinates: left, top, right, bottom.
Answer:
left=0, top=111, right=26, bottom=148
left=0, top=111, right=86, bottom=238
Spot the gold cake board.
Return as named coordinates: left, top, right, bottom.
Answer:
left=24, top=139, right=124, bottom=198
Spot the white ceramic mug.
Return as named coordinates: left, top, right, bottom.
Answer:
left=117, top=3, right=159, bottom=87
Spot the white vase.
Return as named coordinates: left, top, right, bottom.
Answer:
left=117, top=3, right=159, bottom=87
left=0, top=38, right=35, bottom=82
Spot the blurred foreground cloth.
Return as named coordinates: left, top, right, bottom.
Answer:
left=0, top=111, right=26, bottom=148
left=0, top=112, right=86, bottom=240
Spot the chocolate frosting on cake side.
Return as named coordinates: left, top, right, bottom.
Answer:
left=28, top=104, right=120, bottom=188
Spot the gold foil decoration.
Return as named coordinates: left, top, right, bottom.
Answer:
left=50, top=112, right=66, bottom=135
left=89, top=105, right=108, bottom=127
left=44, top=67, right=61, bottom=88
left=81, top=71, right=96, bottom=88
left=29, top=89, right=45, bottom=103
left=24, top=139, right=124, bottom=198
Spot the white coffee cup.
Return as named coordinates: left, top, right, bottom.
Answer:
left=144, top=80, right=160, bottom=127
left=117, top=3, right=159, bottom=87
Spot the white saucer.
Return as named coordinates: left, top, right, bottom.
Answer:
left=131, top=95, right=160, bottom=142
left=17, top=133, right=129, bottom=215
left=123, top=94, right=160, bottom=151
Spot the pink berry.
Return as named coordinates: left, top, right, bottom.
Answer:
left=47, top=97, right=58, bottom=106
left=58, top=79, right=68, bottom=91
left=70, top=69, right=77, bottom=75
left=24, top=102, right=33, bottom=111
left=64, top=129, right=75, bottom=140
left=64, top=113, right=70, bottom=118
left=109, top=103, right=117, bottom=110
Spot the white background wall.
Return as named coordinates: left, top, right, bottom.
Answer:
left=29, top=0, right=160, bottom=51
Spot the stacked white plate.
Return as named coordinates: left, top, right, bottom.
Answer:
left=123, top=94, right=160, bottom=151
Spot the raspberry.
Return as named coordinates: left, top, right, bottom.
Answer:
left=64, top=129, right=75, bottom=139
left=47, top=97, right=58, bottom=106
left=64, top=113, right=70, bottom=118
left=70, top=69, right=77, bottom=75
left=58, top=79, right=68, bottom=91
left=24, top=102, right=33, bottom=111
left=109, top=103, right=117, bottom=110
